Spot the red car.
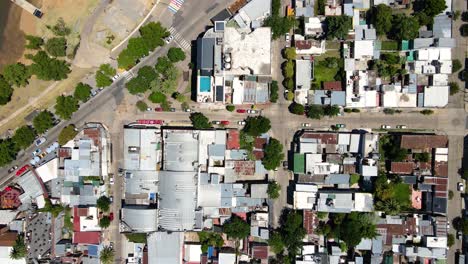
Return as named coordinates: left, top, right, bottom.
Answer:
left=15, top=165, right=30, bottom=177
left=109, top=212, right=114, bottom=221
left=236, top=109, right=246, bottom=113
left=154, top=107, right=163, bottom=112
left=137, top=119, right=164, bottom=125
left=221, top=121, right=230, bottom=125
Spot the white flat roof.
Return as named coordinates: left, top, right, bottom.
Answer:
left=35, top=158, right=59, bottom=183
left=423, top=86, right=449, bottom=107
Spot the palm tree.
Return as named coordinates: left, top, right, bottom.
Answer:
left=100, top=246, right=114, bottom=264
left=10, top=235, right=26, bottom=260
left=377, top=198, right=401, bottom=216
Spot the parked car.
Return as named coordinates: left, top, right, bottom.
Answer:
left=164, top=35, right=174, bottom=44
left=381, top=125, right=391, bottom=129
left=302, top=123, right=311, bottom=127
left=212, top=121, right=221, bottom=125
left=35, top=137, right=47, bottom=146
left=396, top=125, right=407, bottom=129
left=458, top=182, right=464, bottom=192
left=154, top=107, right=163, bottom=112
left=236, top=109, right=246, bottom=113
left=109, top=212, right=114, bottom=221
left=111, top=74, right=120, bottom=81
left=335, top=124, right=346, bottom=128
left=38, top=152, right=47, bottom=159
left=32, top=149, right=41, bottom=156
left=220, top=121, right=230, bottom=125
left=457, top=231, right=463, bottom=240
left=110, top=176, right=114, bottom=185
left=8, top=165, right=18, bottom=173
left=238, top=121, right=246, bottom=125
left=282, top=161, right=288, bottom=169
left=170, top=108, right=176, bottom=112
left=109, top=242, right=114, bottom=249
left=109, top=196, right=113, bottom=203
left=285, top=32, right=290, bottom=42
left=247, top=109, right=258, bottom=114
left=185, top=108, right=192, bottom=112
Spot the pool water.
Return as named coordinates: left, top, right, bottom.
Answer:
left=199, top=76, right=211, bottom=92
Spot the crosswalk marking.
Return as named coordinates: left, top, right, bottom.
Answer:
left=168, top=0, right=184, bottom=14
left=168, top=27, right=191, bottom=51
left=122, top=71, right=134, bottom=81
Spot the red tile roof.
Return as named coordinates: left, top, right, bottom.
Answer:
left=73, top=207, right=80, bottom=231
left=73, top=231, right=101, bottom=245
left=302, top=133, right=338, bottom=144
left=0, top=232, right=18, bottom=247
left=58, top=148, right=72, bottom=158
left=323, top=81, right=343, bottom=91
left=0, top=187, right=21, bottom=209
left=295, top=40, right=321, bottom=50
left=303, top=210, right=319, bottom=235
left=252, top=245, right=268, bottom=259
left=253, top=150, right=264, bottom=160
left=254, top=138, right=267, bottom=149
left=434, top=162, right=448, bottom=177
left=77, top=208, right=89, bottom=217
left=400, top=135, right=448, bottom=149
left=233, top=161, right=256, bottom=176
left=227, top=129, right=240, bottom=150
left=83, top=128, right=101, bottom=147
left=390, top=162, right=414, bottom=174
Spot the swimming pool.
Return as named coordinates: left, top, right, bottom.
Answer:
left=199, top=76, right=211, bottom=92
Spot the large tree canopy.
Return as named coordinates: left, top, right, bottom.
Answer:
left=55, top=95, right=78, bottom=120
left=3, top=63, right=30, bottom=87
left=243, top=116, right=271, bottom=137
left=262, top=138, right=285, bottom=170
left=45, top=37, right=67, bottom=57
left=74, top=83, right=92, bottom=102
left=0, top=139, right=16, bottom=166
left=0, top=76, right=13, bottom=105
left=370, top=4, right=393, bottom=35
left=28, top=51, right=71, bottom=81
left=391, top=14, right=420, bottom=40
left=33, top=110, right=55, bottom=134
left=189, top=112, right=211, bottom=129
left=325, top=16, right=353, bottom=40
left=223, top=215, right=250, bottom=239
left=12, top=126, right=36, bottom=150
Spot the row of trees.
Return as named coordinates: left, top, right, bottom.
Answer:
left=264, top=0, right=296, bottom=39
left=269, top=210, right=307, bottom=263
left=117, top=22, right=170, bottom=69
left=289, top=103, right=341, bottom=119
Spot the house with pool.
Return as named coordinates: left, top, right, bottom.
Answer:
left=196, top=21, right=272, bottom=104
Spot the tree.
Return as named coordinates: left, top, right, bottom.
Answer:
left=350, top=173, right=360, bottom=185
left=99, top=246, right=115, bottom=264
left=325, top=16, right=353, bottom=40
left=0, top=140, right=16, bottom=166
left=463, top=11, right=468, bottom=21
left=286, top=91, right=294, bottom=101
left=126, top=77, right=149, bottom=94
left=263, top=138, right=285, bottom=170
left=376, top=198, right=401, bottom=215
left=74, top=83, right=92, bottom=102
left=223, top=215, right=250, bottom=239
left=95, top=72, right=112, bottom=88
left=97, top=196, right=111, bottom=212
left=282, top=60, right=294, bottom=79
left=33, top=111, right=54, bottom=134
left=0, top=76, right=13, bottom=105
left=190, top=112, right=211, bottom=129
left=137, top=66, right=158, bottom=86
left=391, top=14, right=420, bottom=40
left=55, top=95, right=78, bottom=120
left=243, top=116, right=271, bottom=137
left=136, top=101, right=148, bottom=111
left=12, top=126, right=36, bottom=150
left=371, top=4, right=393, bottom=35
left=149, top=91, right=167, bottom=103
left=39, top=199, right=65, bottom=217
left=25, top=35, right=43, bottom=49
left=420, top=109, right=434, bottom=115
left=453, top=10, right=461, bottom=20
left=49, top=18, right=71, bottom=36
left=45, top=37, right=67, bottom=57
left=447, top=233, right=455, bottom=247
left=99, top=64, right=117, bottom=76
left=167, top=47, right=186, bottom=62
left=381, top=53, right=401, bottom=64
left=289, top=102, right=305, bottom=115
left=155, top=56, right=173, bottom=74
left=99, top=216, right=111, bottom=228
left=335, top=212, right=378, bottom=248
left=125, top=233, right=147, bottom=243
left=449, top=190, right=454, bottom=200
left=281, top=211, right=306, bottom=259
left=306, top=105, right=324, bottom=119
left=283, top=48, right=297, bottom=60
left=10, top=235, right=26, bottom=260
left=226, top=105, right=235, bottom=112
left=28, top=51, right=71, bottom=81
left=267, top=181, right=281, bottom=199
left=323, top=105, right=340, bottom=117
left=198, top=231, right=224, bottom=253
left=422, top=0, right=447, bottom=18
left=452, top=59, right=462, bottom=72
left=3, top=63, right=30, bottom=87
left=139, top=22, right=169, bottom=50
left=270, top=80, right=279, bottom=103
left=58, top=125, right=78, bottom=145
left=268, top=231, right=284, bottom=254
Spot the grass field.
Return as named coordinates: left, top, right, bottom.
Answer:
left=393, top=182, right=411, bottom=207
left=381, top=40, right=399, bottom=51
left=313, top=63, right=339, bottom=87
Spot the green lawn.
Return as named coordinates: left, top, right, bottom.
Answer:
left=313, top=63, right=339, bottom=87
left=393, top=183, right=411, bottom=207
left=381, top=41, right=398, bottom=51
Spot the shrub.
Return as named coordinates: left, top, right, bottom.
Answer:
left=267, top=181, right=281, bottom=199
left=136, top=101, right=148, bottom=112
left=149, top=91, right=167, bottom=103
left=420, top=109, right=434, bottom=115
left=167, top=47, right=186, bottom=62
left=58, top=125, right=78, bottom=145
left=383, top=108, right=395, bottom=115
left=226, top=105, right=235, bottom=112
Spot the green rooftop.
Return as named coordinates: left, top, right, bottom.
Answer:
left=401, top=40, right=409, bottom=51
left=293, top=153, right=305, bottom=174
left=407, top=51, right=414, bottom=62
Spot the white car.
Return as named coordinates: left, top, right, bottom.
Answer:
left=238, top=121, right=246, bottom=125
left=247, top=109, right=259, bottom=114
left=285, top=33, right=290, bottom=42
left=111, top=74, right=120, bottom=81
left=381, top=125, right=391, bottom=129
left=146, top=107, right=152, bottom=112
left=397, top=125, right=407, bottom=129
left=165, top=35, right=174, bottom=44
left=110, top=176, right=114, bottom=185
left=458, top=182, right=464, bottom=192
left=185, top=108, right=192, bottom=112
left=302, top=123, right=311, bottom=127
left=212, top=121, right=221, bottom=125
